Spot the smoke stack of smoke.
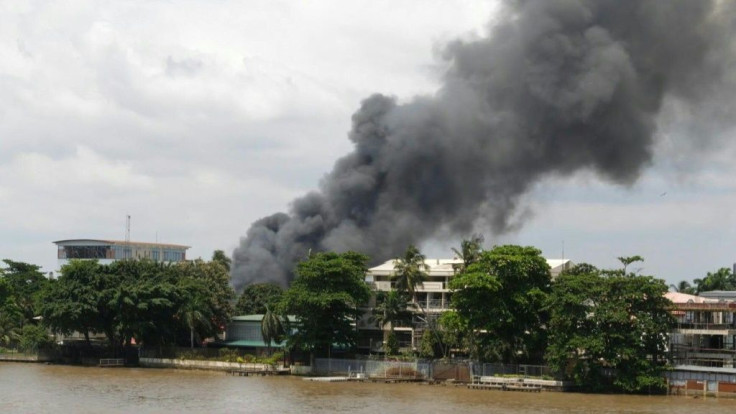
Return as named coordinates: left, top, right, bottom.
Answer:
left=231, top=0, right=736, bottom=291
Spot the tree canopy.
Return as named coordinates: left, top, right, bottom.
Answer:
left=40, top=257, right=235, bottom=352
left=280, top=251, right=371, bottom=357
left=693, top=267, right=736, bottom=293
left=451, top=235, right=484, bottom=270
left=546, top=263, right=674, bottom=393
left=448, top=245, right=551, bottom=363
left=235, top=283, right=284, bottom=315
left=392, top=245, right=429, bottom=298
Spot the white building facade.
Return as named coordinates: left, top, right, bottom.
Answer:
left=360, top=257, right=572, bottom=351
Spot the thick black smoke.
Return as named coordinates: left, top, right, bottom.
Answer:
left=232, top=0, right=736, bottom=290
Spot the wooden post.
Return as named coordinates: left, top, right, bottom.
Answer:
left=704, top=380, right=707, bottom=399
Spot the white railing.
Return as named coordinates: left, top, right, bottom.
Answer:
left=374, top=281, right=392, bottom=291
left=416, top=282, right=444, bottom=292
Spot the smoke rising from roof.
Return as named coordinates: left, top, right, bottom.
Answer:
left=231, top=0, right=736, bottom=290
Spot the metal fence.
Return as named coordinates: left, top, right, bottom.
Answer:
left=472, top=363, right=552, bottom=379
left=140, top=346, right=263, bottom=360
left=313, top=358, right=432, bottom=379
left=311, top=358, right=551, bottom=382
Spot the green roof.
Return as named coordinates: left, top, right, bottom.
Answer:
left=224, top=340, right=285, bottom=348
left=231, top=315, right=265, bottom=322
left=231, top=314, right=297, bottom=322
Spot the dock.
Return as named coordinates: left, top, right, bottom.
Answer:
left=99, top=358, right=125, bottom=367
left=468, top=376, right=568, bottom=392
left=303, top=377, right=351, bottom=382
left=468, top=383, right=541, bottom=392
left=228, top=370, right=275, bottom=376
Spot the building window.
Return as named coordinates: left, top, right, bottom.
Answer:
left=63, top=246, right=107, bottom=259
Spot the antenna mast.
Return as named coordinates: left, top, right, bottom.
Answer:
left=126, top=215, right=131, bottom=244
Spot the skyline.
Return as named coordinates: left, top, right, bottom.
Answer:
left=1, top=1, right=735, bottom=286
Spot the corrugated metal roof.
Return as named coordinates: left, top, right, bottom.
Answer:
left=231, top=315, right=297, bottom=322
left=223, top=340, right=285, bottom=348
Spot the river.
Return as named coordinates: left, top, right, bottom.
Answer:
left=2, top=362, right=735, bottom=413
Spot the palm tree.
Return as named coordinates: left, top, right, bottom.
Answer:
left=261, top=305, right=286, bottom=356
left=670, top=280, right=695, bottom=294
left=177, top=281, right=213, bottom=349
left=618, top=255, right=644, bottom=275
left=211, top=250, right=232, bottom=272
left=0, top=314, right=21, bottom=349
left=694, top=267, right=735, bottom=294
left=372, top=291, right=410, bottom=354
left=451, top=235, right=484, bottom=271
left=392, top=245, right=429, bottom=299
left=181, top=299, right=211, bottom=349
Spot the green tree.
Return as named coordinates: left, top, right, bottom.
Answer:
left=618, top=255, right=644, bottom=275
left=546, top=263, right=674, bottom=393
left=104, top=260, right=182, bottom=349
left=212, top=250, right=232, bottom=272
left=372, top=291, right=411, bottom=354
left=451, top=235, right=484, bottom=271
left=280, top=252, right=371, bottom=358
left=392, top=245, right=428, bottom=299
left=39, top=260, right=101, bottom=346
left=236, top=283, right=284, bottom=315
left=261, top=305, right=286, bottom=355
left=0, top=278, right=22, bottom=347
left=670, top=280, right=696, bottom=294
left=177, top=278, right=214, bottom=349
left=175, top=259, right=235, bottom=340
left=18, top=324, right=53, bottom=352
left=448, top=245, right=551, bottom=363
left=1, top=260, right=48, bottom=328
left=694, top=267, right=736, bottom=293
left=0, top=313, right=20, bottom=348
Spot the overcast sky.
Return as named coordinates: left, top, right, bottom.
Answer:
left=1, top=0, right=735, bottom=286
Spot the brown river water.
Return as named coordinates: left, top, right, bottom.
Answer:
left=2, top=362, right=736, bottom=414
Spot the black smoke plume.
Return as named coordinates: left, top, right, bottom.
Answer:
left=232, top=0, right=735, bottom=290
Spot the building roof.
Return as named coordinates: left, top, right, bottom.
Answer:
left=231, top=314, right=297, bottom=322
left=53, top=239, right=189, bottom=249
left=547, top=259, right=573, bottom=270
left=222, top=339, right=285, bottom=348
left=699, top=291, right=736, bottom=300
left=367, top=258, right=571, bottom=276
left=665, top=291, right=719, bottom=304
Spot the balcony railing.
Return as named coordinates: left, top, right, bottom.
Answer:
left=674, top=322, right=736, bottom=331
left=414, top=299, right=446, bottom=310
left=673, top=303, right=736, bottom=310
left=416, top=282, right=444, bottom=292
left=371, top=281, right=447, bottom=292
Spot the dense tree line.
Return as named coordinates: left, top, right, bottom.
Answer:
left=2, top=241, right=684, bottom=394
left=546, top=264, right=673, bottom=393
left=671, top=267, right=736, bottom=295
left=0, top=260, right=52, bottom=352
left=0, top=253, right=235, bottom=354
left=232, top=242, right=675, bottom=393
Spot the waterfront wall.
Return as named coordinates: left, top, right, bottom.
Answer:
left=139, top=357, right=274, bottom=372
left=0, top=351, right=54, bottom=363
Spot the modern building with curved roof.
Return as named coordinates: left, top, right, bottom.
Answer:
left=53, top=239, right=190, bottom=268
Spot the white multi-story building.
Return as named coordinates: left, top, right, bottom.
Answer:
left=360, top=257, right=572, bottom=351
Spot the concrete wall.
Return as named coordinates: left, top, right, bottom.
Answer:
left=139, top=358, right=273, bottom=372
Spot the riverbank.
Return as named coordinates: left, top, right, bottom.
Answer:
left=139, top=357, right=279, bottom=372
left=0, top=352, right=53, bottom=363
left=2, top=362, right=735, bottom=414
